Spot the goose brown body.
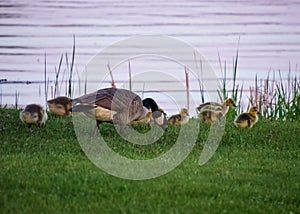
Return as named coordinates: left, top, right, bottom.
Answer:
left=234, top=107, right=259, bottom=128
left=47, top=96, right=72, bottom=116
left=20, top=104, right=48, bottom=127
left=72, top=88, right=149, bottom=127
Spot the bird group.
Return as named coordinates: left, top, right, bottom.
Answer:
left=20, top=87, right=260, bottom=130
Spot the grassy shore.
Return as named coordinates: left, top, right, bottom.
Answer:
left=0, top=107, right=299, bottom=213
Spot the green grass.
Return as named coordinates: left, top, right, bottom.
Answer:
left=1, top=107, right=299, bottom=213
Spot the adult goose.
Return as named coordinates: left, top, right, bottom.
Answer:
left=72, top=88, right=167, bottom=131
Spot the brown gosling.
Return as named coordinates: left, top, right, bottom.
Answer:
left=234, top=106, right=259, bottom=128
left=197, top=98, right=236, bottom=123
left=19, top=104, right=48, bottom=127
left=72, top=88, right=167, bottom=132
left=131, top=107, right=167, bottom=127
left=47, top=96, right=72, bottom=116
left=196, top=98, right=236, bottom=115
left=167, top=108, right=189, bottom=125
left=198, top=110, right=224, bottom=123
left=130, top=111, right=152, bottom=126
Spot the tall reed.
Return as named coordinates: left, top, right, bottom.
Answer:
left=193, top=51, right=205, bottom=103
left=65, top=35, right=76, bottom=97
left=14, top=90, right=19, bottom=109
left=217, top=44, right=243, bottom=118
left=249, top=68, right=300, bottom=121
left=46, top=35, right=77, bottom=100
left=185, top=66, right=190, bottom=111
left=128, top=60, right=132, bottom=91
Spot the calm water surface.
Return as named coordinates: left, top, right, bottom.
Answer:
left=1, top=0, right=300, bottom=114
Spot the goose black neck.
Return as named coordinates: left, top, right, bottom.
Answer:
left=142, top=98, right=159, bottom=112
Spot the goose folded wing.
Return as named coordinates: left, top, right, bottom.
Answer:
left=73, top=88, right=141, bottom=112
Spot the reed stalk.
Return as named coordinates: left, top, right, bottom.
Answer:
left=14, top=90, right=19, bottom=109
left=185, top=66, right=190, bottom=111
left=128, top=60, right=132, bottom=91
left=194, top=51, right=205, bottom=103
left=44, top=51, right=48, bottom=108
left=107, top=64, right=116, bottom=88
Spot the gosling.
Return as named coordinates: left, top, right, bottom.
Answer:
left=197, top=98, right=236, bottom=114
left=197, top=98, right=236, bottom=123
left=234, top=106, right=259, bottom=128
left=47, top=96, right=72, bottom=116
left=198, top=110, right=224, bottom=123
left=168, top=108, right=189, bottom=125
left=20, top=104, right=48, bottom=127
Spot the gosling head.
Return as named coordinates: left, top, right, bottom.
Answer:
left=180, top=108, right=189, bottom=116
left=249, top=106, right=259, bottom=116
left=225, top=98, right=237, bottom=107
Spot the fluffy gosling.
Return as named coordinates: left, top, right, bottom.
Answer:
left=198, top=110, right=224, bottom=123
left=197, top=98, right=236, bottom=123
left=47, top=96, right=72, bottom=116
left=168, top=108, right=189, bottom=125
left=20, top=104, right=48, bottom=127
left=234, top=106, right=259, bottom=128
left=197, top=98, right=236, bottom=115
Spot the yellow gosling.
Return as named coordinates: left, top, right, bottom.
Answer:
left=131, top=111, right=152, bottom=126
left=20, top=104, right=48, bottom=127
left=234, top=106, right=259, bottom=128
left=47, top=96, right=72, bottom=116
left=168, top=108, right=189, bottom=125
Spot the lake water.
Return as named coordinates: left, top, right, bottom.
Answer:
left=1, top=0, right=300, bottom=115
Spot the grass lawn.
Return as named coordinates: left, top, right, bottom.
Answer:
left=0, top=107, right=299, bottom=213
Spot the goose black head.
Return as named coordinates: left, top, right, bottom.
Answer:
left=152, top=110, right=168, bottom=131
left=143, top=98, right=167, bottom=131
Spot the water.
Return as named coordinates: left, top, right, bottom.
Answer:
left=1, top=0, right=300, bottom=115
